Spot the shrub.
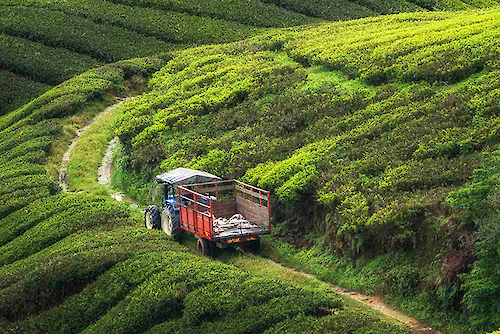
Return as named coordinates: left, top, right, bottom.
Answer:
left=0, top=186, right=53, bottom=220
left=0, top=32, right=96, bottom=85
left=2, top=0, right=262, bottom=45
left=0, top=229, right=186, bottom=331
left=0, top=119, right=60, bottom=154
left=385, top=265, right=422, bottom=297
left=106, top=0, right=317, bottom=27
left=0, top=6, right=170, bottom=63
left=260, top=0, right=378, bottom=19
left=0, top=195, right=132, bottom=266
left=0, top=194, right=83, bottom=246
left=0, top=70, right=51, bottom=115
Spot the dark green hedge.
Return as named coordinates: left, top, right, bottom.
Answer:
left=0, top=33, right=97, bottom=85
left=0, top=6, right=170, bottom=63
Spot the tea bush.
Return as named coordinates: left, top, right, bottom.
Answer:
left=261, top=0, right=379, bottom=19
left=0, top=71, right=51, bottom=115
left=0, top=187, right=53, bottom=220
left=285, top=10, right=500, bottom=84
left=0, top=194, right=94, bottom=247
left=0, top=119, right=60, bottom=154
left=1, top=0, right=261, bottom=45
left=263, top=310, right=407, bottom=334
left=0, top=229, right=185, bottom=331
left=0, top=195, right=132, bottom=266
left=106, top=0, right=317, bottom=27
left=0, top=32, right=97, bottom=85
left=351, top=0, right=422, bottom=14
left=0, top=6, right=170, bottom=63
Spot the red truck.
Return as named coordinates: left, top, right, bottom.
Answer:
left=145, top=168, right=271, bottom=256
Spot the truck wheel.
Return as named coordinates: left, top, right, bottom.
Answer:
left=197, top=238, right=213, bottom=257
left=145, top=206, right=161, bottom=230
left=161, top=208, right=183, bottom=240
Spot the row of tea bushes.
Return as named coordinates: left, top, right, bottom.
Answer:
left=0, top=70, right=51, bottom=115
left=1, top=0, right=261, bottom=45
left=105, top=0, right=317, bottom=27
left=285, top=10, right=500, bottom=84
left=0, top=32, right=97, bottom=85
left=0, top=6, right=171, bottom=63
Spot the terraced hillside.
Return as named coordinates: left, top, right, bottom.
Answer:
left=2, top=1, right=500, bottom=334
left=2, top=0, right=499, bottom=113
left=0, top=57, right=411, bottom=334
left=111, top=8, right=500, bottom=334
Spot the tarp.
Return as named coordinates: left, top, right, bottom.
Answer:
left=155, top=168, right=221, bottom=186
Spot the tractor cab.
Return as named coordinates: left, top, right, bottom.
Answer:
left=146, top=168, right=221, bottom=238
left=151, top=182, right=178, bottom=212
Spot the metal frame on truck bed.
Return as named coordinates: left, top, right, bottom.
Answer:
left=177, top=179, right=271, bottom=255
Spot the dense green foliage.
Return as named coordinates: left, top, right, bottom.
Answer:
left=3, top=1, right=500, bottom=333
left=2, top=0, right=497, bottom=108
left=106, top=0, right=318, bottom=27
left=0, top=53, right=404, bottom=334
left=0, top=32, right=98, bottom=85
left=0, top=6, right=171, bottom=63
left=1, top=0, right=262, bottom=44
left=448, top=150, right=500, bottom=333
left=0, top=71, right=51, bottom=115
left=110, top=8, right=500, bottom=333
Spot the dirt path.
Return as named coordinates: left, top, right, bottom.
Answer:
left=59, top=98, right=128, bottom=192
left=98, top=136, right=140, bottom=210
left=266, top=259, right=444, bottom=334
left=334, top=287, right=442, bottom=333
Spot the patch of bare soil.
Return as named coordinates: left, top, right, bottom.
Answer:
left=98, top=136, right=139, bottom=210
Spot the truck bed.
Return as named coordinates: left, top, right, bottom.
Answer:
left=178, top=180, right=271, bottom=241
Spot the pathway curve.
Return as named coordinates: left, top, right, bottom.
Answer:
left=58, top=97, right=128, bottom=192
left=262, top=259, right=444, bottom=334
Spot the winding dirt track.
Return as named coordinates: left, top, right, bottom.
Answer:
left=260, top=259, right=444, bottom=334
left=60, top=97, right=445, bottom=334
left=58, top=98, right=128, bottom=192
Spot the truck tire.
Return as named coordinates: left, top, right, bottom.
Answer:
left=197, top=238, right=213, bottom=257
left=161, top=208, right=183, bottom=240
left=145, top=205, right=161, bottom=230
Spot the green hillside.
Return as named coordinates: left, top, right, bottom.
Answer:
left=1, top=0, right=499, bottom=93
left=0, top=57, right=408, bottom=334
left=112, top=8, right=500, bottom=334
left=2, top=1, right=500, bottom=334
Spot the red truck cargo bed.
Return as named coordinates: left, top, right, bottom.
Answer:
left=177, top=180, right=271, bottom=242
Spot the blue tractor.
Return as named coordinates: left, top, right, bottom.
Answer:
left=144, top=168, right=221, bottom=240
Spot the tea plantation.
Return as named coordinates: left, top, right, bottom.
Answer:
left=2, top=0, right=500, bottom=334
left=0, top=55, right=409, bottom=333
left=112, top=8, right=500, bottom=334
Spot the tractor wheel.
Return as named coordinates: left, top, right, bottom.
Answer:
left=196, top=238, right=213, bottom=257
left=144, top=206, right=161, bottom=230
left=161, top=208, right=183, bottom=240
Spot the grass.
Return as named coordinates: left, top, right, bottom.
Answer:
left=66, top=99, right=126, bottom=195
